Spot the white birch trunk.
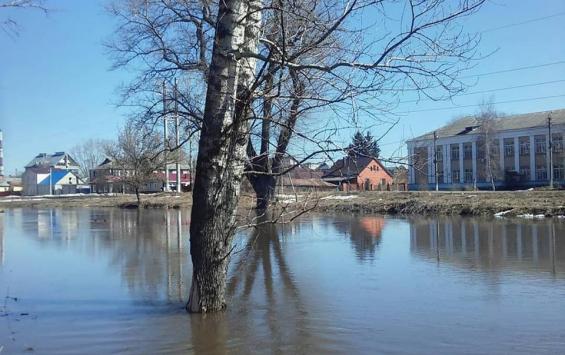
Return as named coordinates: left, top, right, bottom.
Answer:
left=187, top=0, right=262, bottom=313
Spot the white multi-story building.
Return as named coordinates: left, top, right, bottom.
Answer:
left=407, top=109, right=565, bottom=190
left=0, top=129, right=4, bottom=179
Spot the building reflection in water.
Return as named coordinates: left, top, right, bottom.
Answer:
left=92, top=208, right=190, bottom=303
left=409, top=217, right=565, bottom=275
left=0, top=212, right=4, bottom=265
left=18, top=208, right=82, bottom=242
left=333, top=215, right=385, bottom=261
left=10, top=207, right=191, bottom=303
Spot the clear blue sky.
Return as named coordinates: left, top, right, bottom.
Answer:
left=1, top=0, right=564, bottom=174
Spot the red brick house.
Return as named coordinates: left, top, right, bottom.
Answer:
left=322, top=156, right=393, bottom=191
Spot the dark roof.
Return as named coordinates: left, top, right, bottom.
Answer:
left=25, top=152, right=79, bottom=169
left=286, top=166, right=324, bottom=179
left=322, top=156, right=375, bottom=179
left=94, top=158, right=114, bottom=169
left=408, top=108, right=565, bottom=142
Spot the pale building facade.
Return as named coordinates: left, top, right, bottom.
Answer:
left=407, top=109, right=565, bottom=190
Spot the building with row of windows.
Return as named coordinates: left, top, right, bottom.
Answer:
left=406, top=109, right=565, bottom=190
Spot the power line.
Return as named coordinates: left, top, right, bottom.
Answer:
left=396, top=94, right=565, bottom=114
left=399, top=79, right=565, bottom=104
left=481, top=11, right=565, bottom=34
left=460, top=60, right=565, bottom=78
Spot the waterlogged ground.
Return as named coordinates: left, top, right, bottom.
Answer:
left=0, top=208, right=564, bottom=354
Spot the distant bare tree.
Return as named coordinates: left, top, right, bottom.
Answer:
left=70, top=139, right=111, bottom=181
left=104, top=120, right=164, bottom=204
left=476, top=98, right=502, bottom=191
left=0, top=0, right=48, bottom=36
left=108, top=0, right=487, bottom=313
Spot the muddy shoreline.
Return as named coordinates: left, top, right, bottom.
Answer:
left=1, top=190, right=564, bottom=217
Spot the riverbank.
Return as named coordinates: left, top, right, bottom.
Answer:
left=1, top=190, right=564, bottom=217
left=313, top=190, right=565, bottom=217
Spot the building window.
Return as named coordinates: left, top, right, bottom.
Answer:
left=536, top=166, right=547, bottom=181
left=437, top=171, right=444, bottom=184
left=452, top=169, right=460, bottom=182
left=451, top=145, right=459, bottom=160
left=535, top=136, right=546, bottom=154
left=464, top=169, right=473, bottom=183
left=436, top=146, right=443, bottom=162
left=463, top=144, right=472, bottom=159
left=552, top=134, right=563, bottom=153
left=554, top=165, right=564, bottom=180
left=519, top=140, right=530, bottom=156
left=504, top=140, right=514, bottom=157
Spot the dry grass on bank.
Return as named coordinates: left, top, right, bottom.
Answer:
left=1, top=190, right=564, bottom=217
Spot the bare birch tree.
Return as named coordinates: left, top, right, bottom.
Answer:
left=108, top=0, right=487, bottom=312
left=476, top=98, right=502, bottom=190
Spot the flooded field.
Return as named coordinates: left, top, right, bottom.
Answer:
left=1, top=208, right=564, bottom=354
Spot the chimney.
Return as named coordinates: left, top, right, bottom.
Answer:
left=0, top=129, right=4, bottom=178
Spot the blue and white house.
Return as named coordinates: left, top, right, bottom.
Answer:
left=22, top=152, right=83, bottom=196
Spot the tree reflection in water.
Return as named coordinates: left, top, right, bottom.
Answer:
left=223, top=215, right=308, bottom=353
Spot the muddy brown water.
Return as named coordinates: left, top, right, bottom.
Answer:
left=1, top=208, right=564, bottom=354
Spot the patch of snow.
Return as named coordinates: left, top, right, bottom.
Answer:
left=517, top=214, right=545, bottom=219
left=494, top=210, right=513, bottom=218
left=276, top=194, right=303, bottom=199
left=321, top=195, right=357, bottom=200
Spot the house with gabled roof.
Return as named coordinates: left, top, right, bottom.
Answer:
left=322, top=156, right=393, bottom=192
left=22, top=152, right=82, bottom=195
left=89, top=157, right=192, bottom=194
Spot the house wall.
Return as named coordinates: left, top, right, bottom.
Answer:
left=407, top=123, right=565, bottom=190
left=357, top=161, right=393, bottom=191
left=22, top=170, right=39, bottom=196
left=339, top=160, right=393, bottom=191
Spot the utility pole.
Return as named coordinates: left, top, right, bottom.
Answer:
left=163, top=80, right=169, bottom=192
left=49, top=167, right=52, bottom=195
left=174, top=78, right=181, bottom=193
left=433, top=131, right=439, bottom=191
left=548, top=114, right=553, bottom=188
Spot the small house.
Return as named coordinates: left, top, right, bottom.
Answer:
left=22, top=152, right=81, bottom=196
left=322, top=156, right=393, bottom=192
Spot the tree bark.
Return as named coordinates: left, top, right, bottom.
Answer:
left=187, top=0, right=262, bottom=313
left=249, top=175, right=277, bottom=213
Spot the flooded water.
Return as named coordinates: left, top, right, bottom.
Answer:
left=1, top=208, right=565, bottom=354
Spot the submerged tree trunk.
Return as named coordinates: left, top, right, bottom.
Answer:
left=187, top=0, right=262, bottom=313
left=249, top=175, right=277, bottom=213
